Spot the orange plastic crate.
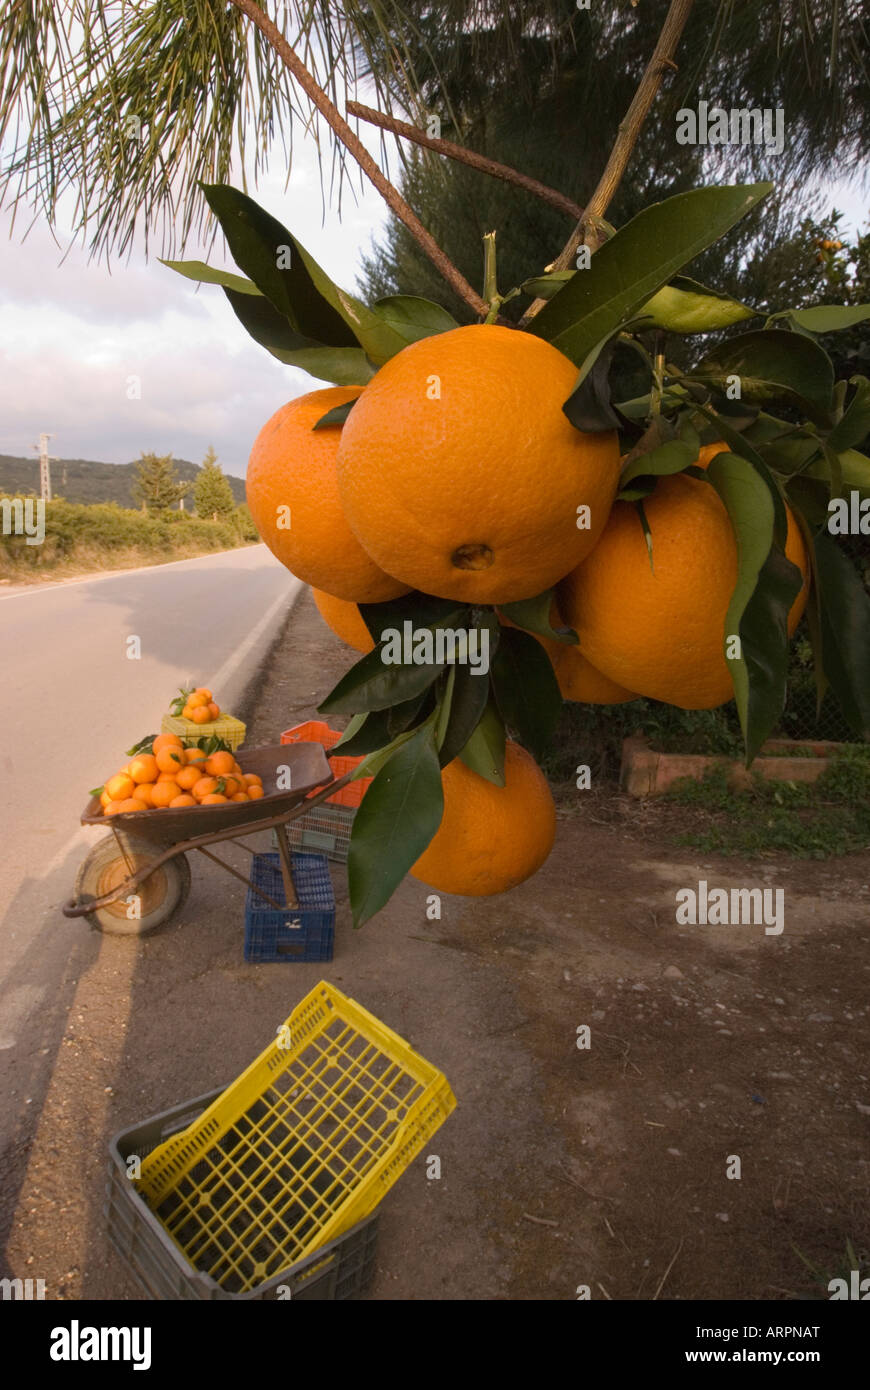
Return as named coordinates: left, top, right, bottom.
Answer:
left=281, top=720, right=372, bottom=808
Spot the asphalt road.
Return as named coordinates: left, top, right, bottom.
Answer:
left=0, top=544, right=300, bottom=1069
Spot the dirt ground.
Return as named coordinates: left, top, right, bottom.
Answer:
left=4, top=588, right=869, bottom=1301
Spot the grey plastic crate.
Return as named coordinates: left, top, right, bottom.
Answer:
left=270, top=802, right=355, bottom=863
left=106, top=1087, right=379, bottom=1300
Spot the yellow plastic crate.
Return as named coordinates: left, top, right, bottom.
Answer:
left=161, top=712, right=246, bottom=751
left=135, top=981, right=456, bottom=1294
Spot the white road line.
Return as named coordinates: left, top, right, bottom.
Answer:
left=206, top=577, right=305, bottom=696
left=0, top=544, right=269, bottom=603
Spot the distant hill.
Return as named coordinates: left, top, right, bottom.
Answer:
left=0, top=454, right=246, bottom=507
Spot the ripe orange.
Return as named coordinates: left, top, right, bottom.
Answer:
left=128, top=753, right=159, bottom=784
left=411, top=740, right=556, bottom=895
left=106, top=797, right=142, bottom=816
left=201, top=793, right=228, bottom=804
left=247, top=386, right=409, bottom=603
left=153, top=733, right=183, bottom=754
left=243, top=773, right=263, bottom=788
left=222, top=775, right=242, bottom=797
left=187, top=692, right=208, bottom=710
left=99, top=789, right=112, bottom=809
left=207, top=702, right=220, bottom=720
left=499, top=606, right=636, bottom=705
left=246, top=784, right=264, bottom=800
left=175, top=765, right=201, bottom=791
left=169, top=794, right=197, bottom=807
left=151, top=779, right=181, bottom=807
left=155, top=745, right=185, bottom=774
left=191, top=706, right=212, bottom=725
left=311, top=587, right=374, bottom=653
left=205, top=751, right=235, bottom=776
left=336, top=324, right=621, bottom=604
left=103, top=800, right=125, bottom=816
left=184, top=747, right=207, bottom=765
left=192, top=776, right=219, bottom=799
left=558, top=470, right=810, bottom=710
left=105, top=772, right=135, bottom=802
left=230, top=792, right=250, bottom=802
left=132, top=783, right=155, bottom=806
left=194, top=687, right=213, bottom=700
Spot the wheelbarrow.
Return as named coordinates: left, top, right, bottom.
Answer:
left=62, top=742, right=355, bottom=936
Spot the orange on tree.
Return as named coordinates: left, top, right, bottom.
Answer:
left=335, top=324, right=621, bottom=605
left=246, top=385, right=409, bottom=603
left=499, top=605, right=636, bottom=705
left=558, top=470, right=810, bottom=710
left=311, top=587, right=374, bottom=653
left=411, top=740, right=556, bottom=896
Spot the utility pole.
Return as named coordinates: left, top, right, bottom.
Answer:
left=32, top=433, right=57, bottom=502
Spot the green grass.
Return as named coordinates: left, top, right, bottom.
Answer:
left=665, top=744, right=870, bottom=858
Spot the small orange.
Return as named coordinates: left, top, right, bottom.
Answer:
left=201, top=793, right=228, bottom=804
left=182, top=704, right=195, bottom=718
left=169, top=794, right=197, bottom=807
left=246, top=784, right=264, bottom=800
left=191, top=706, right=212, bottom=725
left=186, top=692, right=208, bottom=710
left=114, top=798, right=143, bottom=815
left=243, top=773, right=263, bottom=787
left=153, top=733, right=184, bottom=754
left=175, top=765, right=201, bottom=791
left=132, top=783, right=155, bottom=806
left=128, top=753, right=159, bottom=784
left=231, top=792, right=250, bottom=802
left=219, top=775, right=241, bottom=797
left=184, top=746, right=207, bottom=764
left=207, top=702, right=220, bottom=720
left=105, top=772, right=135, bottom=802
left=156, top=744, right=185, bottom=774
left=192, top=776, right=219, bottom=799
left=194, top=687, right=213, bottom=700
left=103, top=800, right=125, bottom=816
left=99, top=789, right=112, bottom=809
left=232, top=760, right=243, bottom=774
left=205, top=751, right=235, bottom=776
left=151, top=780, right=181, bottom=807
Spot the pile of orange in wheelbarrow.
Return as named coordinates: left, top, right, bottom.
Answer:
left=93, top=736, right=264, bottom=816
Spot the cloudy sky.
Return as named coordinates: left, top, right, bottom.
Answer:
left=0, top=99, right=867, bottom=483
left=0, top=128, right=390, bottom=480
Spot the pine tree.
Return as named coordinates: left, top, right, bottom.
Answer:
left=194, top=446, right=236, bottom=521
left=132, top=452, right=189, bottom=512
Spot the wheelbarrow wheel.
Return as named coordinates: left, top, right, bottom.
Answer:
left=73, top=834, right=191, bottom=936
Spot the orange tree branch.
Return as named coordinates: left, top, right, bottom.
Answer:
left=225, top=0, right=486, bottom=314
left=521, top=0, right=696, bottom=325
left=346, top=100, right=585, bottom=220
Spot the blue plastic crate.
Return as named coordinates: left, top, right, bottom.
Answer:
left=244, top=852, right=335, bottom=963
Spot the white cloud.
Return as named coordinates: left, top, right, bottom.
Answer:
left=0, top=121, right=389, bottom=478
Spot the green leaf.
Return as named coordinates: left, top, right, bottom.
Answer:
left=687, top=402, right=789, bottom=546
left=774, top=304, right=870, bottom=334
left=706, top=453, right=803, bottom=762
left=459, top=698, right=506, bottom=785
left=691, top=329, right=835, bottom=427
left=562, top=335, right=623, bottom=432
left=491, top=625, right=562, bottom=760
left=802, top=447, right=870, bottom=495
left=161, top=258, right=261, bottom=297
left=827, top=377, right=870, bottom=453
left=313, top=396, right=361, bottom=430
left=89, top=785, right=104, bottom=799
left=223, top=288, right=373, bottom=385
left=528, top=183, right=771, bottom=365
left=370, top=295, right=459, bottom=347
left=520, top=270, right=574, bottom=300
left=357, top=593, right=469, bottom=645
left=202, top=184, right=360, bottom=346
left=125, top=734, right=157, bottom=757
left=619, top=419, right=700, bottom=489
left=436, top=664, right=491, bottom=767
left=499, top=590, right=578, bottom=644
left=811, top=531, right=870, bottom=738
left=634, top=276, right=756, bottom=333
left=318, top=639, right=446, bottom=715
left=348, top=721, right=445, bottom=927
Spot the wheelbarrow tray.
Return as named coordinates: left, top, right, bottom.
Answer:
left=79, top=742, right=334, bottom=848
